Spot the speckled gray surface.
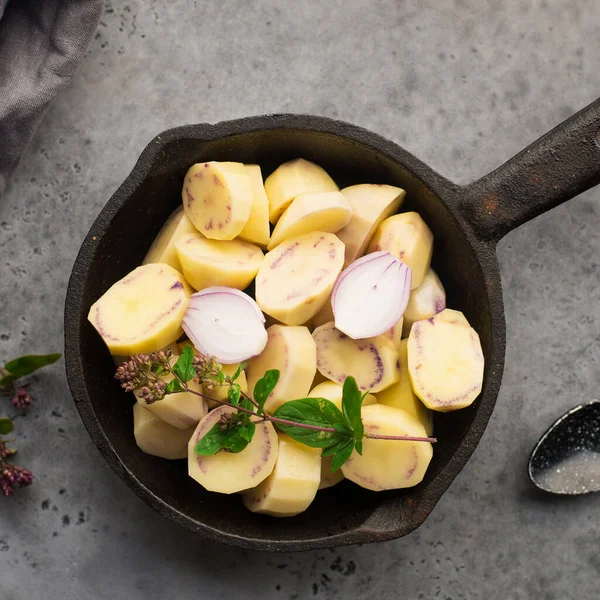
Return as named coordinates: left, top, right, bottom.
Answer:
left=1, top=1, right=599, bottom=598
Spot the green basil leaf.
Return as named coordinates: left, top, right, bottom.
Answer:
left=194, top=423, right=225, bottom=456
left=173, top=345, right=195, bottom=383
left=342, top=376, right=364, bottom=444
left=354, top=439, right=363, bottom=456
left=2, top=353, right=61, bottom=382
left=165, top=379, right=183, bottom=394
left=331, top=439, right=355, bottom=471
left=217, top=370, right=225, bottom=384
left=0, top=373, right=18, bottom=388
left=231, top=361, right=247, bottom=382
left=333, top=422, right=353, bottom=435
left=240, top=397, right=255, bottom=411
left=238, top=421, right=256, bottom=443
left=274, top=398, right=346, bottom=448
left=321, top=436, right=353, bottom=457
left=0, top=417, right=14, bottom=435
left=253, top=369, right=280, bottom=414
left=221, top=428, right=250, bottom=453
left=228, top=383, right=241, bottom=407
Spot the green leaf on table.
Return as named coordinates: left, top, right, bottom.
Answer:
left=173, top=345, right=195, bottom=383
left=230, top=362, right=247, bottom=382
left=1, top=353, right=61, bottom=386
left=228, top=383, right=241, bottom=407
left=253, top=369, right=280, bottom=414
left=165, top=379, right=183, bottom=394
left=342, top=376, right=364, bottom=444
left=331, top=439, right=355, bottom=472
left=0, top=417, right=14, bottom=435
left=274, top=397, right=346, bottom=448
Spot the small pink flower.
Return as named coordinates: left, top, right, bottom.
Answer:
left=11, top=387, right=32, bottom=410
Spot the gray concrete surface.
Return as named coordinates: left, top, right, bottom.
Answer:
left=1, top=0, right=599, bottom=598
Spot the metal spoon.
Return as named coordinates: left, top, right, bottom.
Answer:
left=528, top=401, right=600, bottom=495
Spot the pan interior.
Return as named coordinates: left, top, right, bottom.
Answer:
left=75, top=126, right=493, bottom=545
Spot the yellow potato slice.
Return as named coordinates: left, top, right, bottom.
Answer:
left=246, top=325, right=316, bottom=413
left=188, top=406, right=278, bottom=494
left=143, top=206, right=197, bottom=272
left=135, top=354, right=207, bottom=430
left=433, top=308, right=470, bottom=327
left=133, top=403, right=194, bottom=460
left=264, top=158, right=339, bottom=224
left=368, top=212, right=433, bottom=288
left=375, top=340, right=432, bottom=435
left=238, top=164, right=271, bottom=248
left=267, top=191, right=352, bottom=250
left=255, top=231, right=344, bottom=325
left=312, top=322, right=400, bottom=393
left=407, top=310, right=484, bottom=411
left=341, top=404, right=433, bottom=491
left=203, top=362, right=248, bottom=409
left=182, top=161, right=253, bottom=240
left=88, top=263, right=191, bottom=355
left=175, top=232, right=263, bottom=290
left=402, top=269, right=446, bottom=337
left=336, top=184, right=405, bottom=267
left=244, top=434, right=321, bottom=516
left=381, top=316, right=404, bottom=350
left=319, top=456, right=345, bottom=490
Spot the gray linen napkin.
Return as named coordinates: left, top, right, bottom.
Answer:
left=0, top=0, right=103, bottom=195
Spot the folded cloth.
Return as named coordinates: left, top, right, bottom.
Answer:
left=0, top=0, right=103, bottom=195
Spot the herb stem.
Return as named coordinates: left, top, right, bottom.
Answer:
left=365, top=433, right=437, bottom=443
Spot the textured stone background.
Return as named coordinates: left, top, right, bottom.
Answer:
left=1, top=1, right=599, bottom=598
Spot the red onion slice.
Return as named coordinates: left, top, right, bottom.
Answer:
left=182, top=287, right=268, bottom=364
left=332, top=251, right=412, bottom=339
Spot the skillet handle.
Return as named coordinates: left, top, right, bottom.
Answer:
left=461, top=98, right=600, bottom=243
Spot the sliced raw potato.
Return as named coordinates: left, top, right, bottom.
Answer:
left=267, top=191, right=352, bottom=250
left=368, top=212, right=433, bottom=288
left=433, top=308, right=470, bottom=328
left=312, top=322, right=400, bottom=393
left=407, top=310, right=484, bottom=411
left=136, top=355, right=207, bottom=430
left=182, top=161, right=253, bottom=240
left=188, top=406, right=278, bottom=494
left=255, top=231, right=344, bottom=325
left=243, top=434, right=321, bottom=516
left=175, top=233, right=263, bottom=290
left=402, top=269, right=446, bottom=337
left=203, top=362, right=248, bottom=409
left=246, top=325, right=316, bottom=412
left=238, top=164, right=271, bottom=248
left=375, top=340, right=432, bottom=435
left=264, top=159, right=339, bottom=224
left=133, top=403, right=194, bottom=460
left=341, top=404, right=433, bottom=491
left=336, top=184, right=405, bottom=267
left=381, top=317, right=404, bottom=350
left=143, top=206, right=197, bottom=272
left=319, top=456, right=345, bottom=490
left=308, top=381, right=376, bottom=410
left=88, top=263, right=191, bottom=355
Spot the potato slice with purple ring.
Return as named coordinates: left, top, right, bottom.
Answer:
left=243, top=434, right=321, bottom=517
left=87, top=263, right=191, bottom=356
left=255, top=231, right=345, bottom=326
left=313, top=322, right=400, bottom=393
left=182, top=162, right=253, bottom=240
left=143, top=206, right=197, bottom=272
left=341, top=404, right=433, bottom=491
left=188, top=406, right=278, bottom=494
left=238, top=164, right=271, bottom=248
left=267, top=191, right=352, bottom=251
left=264, top=158, right=339, bottom=224
left=401, top=269, right=446, bottom=337
left=407, top=311, right=484, bottom=412
left=336, top=184, right=406, bottom=267
left=133, top=403, right=194, bottom=460
left=175, top=233, right=263, bottom=291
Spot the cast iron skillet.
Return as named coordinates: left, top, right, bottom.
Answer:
left=65, top=99, right=600, bottom=551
